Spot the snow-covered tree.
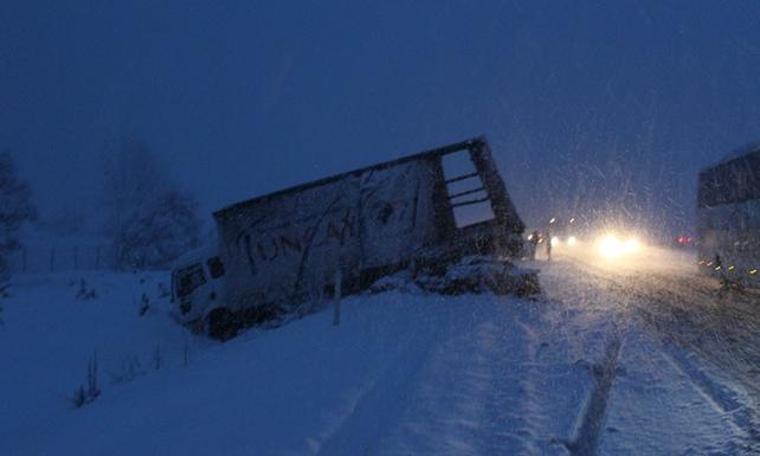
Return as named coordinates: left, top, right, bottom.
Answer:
left=0, top=151, right=36, bottom=281
left=114, top=190, right=201, bottom=269
left=101, top=138, right=171, bottom=236
left=102, top=138, right=201, bottom=270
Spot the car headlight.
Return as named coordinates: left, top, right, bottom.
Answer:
left=596, top=234, right=642, bottom=259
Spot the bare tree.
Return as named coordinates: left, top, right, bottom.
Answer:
left=101, top=138, right=170, bottom=237
left=102, top=138, right=201, bottom=270
left=0, top=151, right=36, bottom=281
left=113, top=190, right=201, bottom=269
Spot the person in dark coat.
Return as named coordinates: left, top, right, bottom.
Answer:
left=529, top=230, right=540, bottom=260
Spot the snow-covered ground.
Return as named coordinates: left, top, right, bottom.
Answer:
left=1, top=248, right=757, bottom=455
left=538, top=245, right=760, bottom=454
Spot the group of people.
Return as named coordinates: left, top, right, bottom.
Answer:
left=528, top=230, right=552, bottom=261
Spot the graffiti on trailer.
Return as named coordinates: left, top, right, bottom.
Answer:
left=233, top=195, right=417, bottom=278
left=236, top=206, right=355, bottom=276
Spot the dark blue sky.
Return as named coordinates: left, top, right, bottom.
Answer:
left=2, top=1, right=759, bottom=235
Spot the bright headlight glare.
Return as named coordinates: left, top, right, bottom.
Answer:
left=597, top=235, right=623, bottom=258
left=596, top=234, right=643, bottom=259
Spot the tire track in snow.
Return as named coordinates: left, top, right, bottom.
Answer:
left=366, top=299, right=577, bottom=455
left=375, top=302, right=542, bottom=455
left=475, top=313, right=542, bottom=455
left=314, top=319, right=444, bottom=456
left=543, top=256, right=760, bottom=452
left=599, top=281, right=758, bottom=450
left=636, top=306, right=760, bottom=453
left=654, top=336, right=760, bottom=453
left=565, top=255, right=760, bottom=397
left=608, top=275, right=760, bottom=450
left=565, top=337, right=622, bottom=456
left=478, top=301, right=598, bottom=455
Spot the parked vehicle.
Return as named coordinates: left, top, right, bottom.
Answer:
left=697, top=142, right=760, bottom=287
left=673, top=235, right=695, bottom=248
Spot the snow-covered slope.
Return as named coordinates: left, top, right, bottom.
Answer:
left=0, top=266, right=751, bottom=455
left=0, top=273, right=195, bottom=452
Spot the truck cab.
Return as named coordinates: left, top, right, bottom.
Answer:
left=171, top=245, right=225, bottom=325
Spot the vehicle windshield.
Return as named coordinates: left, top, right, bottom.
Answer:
left=175, top=264, right=206, bottom=298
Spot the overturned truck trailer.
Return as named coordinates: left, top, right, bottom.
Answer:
left=175, top=137, right=530, bottom=337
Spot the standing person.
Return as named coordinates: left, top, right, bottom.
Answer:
left=546, top=217, right=556, bottom=262
left=529, top=230, right=540, bottom=260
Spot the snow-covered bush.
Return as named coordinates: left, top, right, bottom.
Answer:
left=370, top=256, right=541, bottom=297
left=138, top=292, right=150, bottom=316
left=71, top=353, right=100, bottom=408
left=75, top=278, right=97, bottom=300
left=0, top=152, right=36, bottom=281
left=369, top=270, right=423, bottom=295
left=420, top=256, right=540, bottom=296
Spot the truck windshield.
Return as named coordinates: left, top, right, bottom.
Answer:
left=175, top=264, right=206, bottom=298
left=207, top=256, right=225, bottom=279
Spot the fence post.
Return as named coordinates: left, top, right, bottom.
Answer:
left=333, top=269, right=342, bottom=326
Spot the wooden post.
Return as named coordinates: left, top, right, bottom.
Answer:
left=333, top=269, right=342, bottom=326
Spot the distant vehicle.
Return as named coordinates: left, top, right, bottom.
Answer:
left=697, top=142, right=760, bottom=287
left=172, top=137, right=527, bottom=338
left=541, top=216, right=581, bottom=248
left=673, top=235, right=695, bottom=248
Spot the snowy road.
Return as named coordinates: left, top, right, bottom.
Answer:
left=540, top=247, right=760, bottom=453
left=3, top=255, right=759, bottom=455
left=543, top=247, right=760, bottom=396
